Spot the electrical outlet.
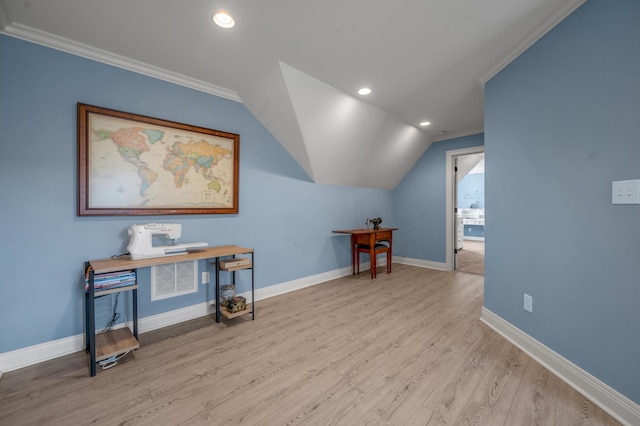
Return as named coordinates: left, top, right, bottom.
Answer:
left=524, top=294, right=533, bottom=313
left=201, top=271, right=210, bottom=284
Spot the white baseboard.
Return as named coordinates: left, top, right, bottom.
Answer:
left=6, top=266, right=636, bottom=425
left=249, top=265, right=352, bottom=302
left=480, top=307, right=640, bottom=426
left=0, top=333, right=88, bottom=373
left=0, top=260, right=448, bottom=374
left=138, top=301, right=214, bottom=333
left=0, top=265, right=357, bottom=373
left=394, top=256, right=447, bottom=271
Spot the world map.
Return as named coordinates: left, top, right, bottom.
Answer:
left=88, top=115, right=235, bottom=209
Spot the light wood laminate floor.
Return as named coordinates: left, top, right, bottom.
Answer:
left=0, top=265, right=621, bottom=425
left=456, top=240, right=484, bottom=275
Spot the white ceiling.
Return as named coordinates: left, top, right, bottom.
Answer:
left=0, top=0, right=585, bottom=189
left=457, top=154, right=485, bottom=185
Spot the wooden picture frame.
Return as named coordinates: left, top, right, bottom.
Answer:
left=78, top=103, right=239, bottom=216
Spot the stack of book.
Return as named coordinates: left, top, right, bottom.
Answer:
left=85, top=269, right=136, bottom=292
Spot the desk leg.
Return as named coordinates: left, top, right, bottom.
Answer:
left=251, top=252, right=255, bottom=320
left=370, top=247, right=376, bottom=279
left=215, top=257, right=221, bottom=323
left=351, top=236, right=357, bottom=275
left=132, top=288, right=138, bottom=339
left=369, top=234, right=376, bottom=279
left=87, top=267, right=96, bottom=377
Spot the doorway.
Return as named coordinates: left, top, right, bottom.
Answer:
left=455, top=153, right=484, bottom=274
left=445, top=146, right=485, bottom=273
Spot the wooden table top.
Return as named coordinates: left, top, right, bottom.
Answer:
left=89, top=245, right=253, bottom=274
left=332, top=227, right=397, bottom=235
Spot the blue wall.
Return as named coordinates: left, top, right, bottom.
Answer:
left=458, top=173, right=484, bottom=209
left=485, top=0, right=640, bottom=403
left=393, top=134, right=484, bottom=263
left=0, top=35, right=394, bottom=353
left=5, top=0, right=636, bottom=407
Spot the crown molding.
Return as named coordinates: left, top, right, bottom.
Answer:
left=475, top=0, right=587, bottom=86
left=434, top=128, right=484, bottom=143
left=1, top=22, right=242, bottom=103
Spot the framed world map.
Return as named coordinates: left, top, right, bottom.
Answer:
left=77, top=103, right=239, bottom=216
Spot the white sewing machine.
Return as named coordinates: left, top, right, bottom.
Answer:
left=127, top=223, right=208, bottom=260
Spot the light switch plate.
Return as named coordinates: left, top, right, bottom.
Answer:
left=612, top=180, right=640, bottom=204
left=524, top=294, right=533, bottom=313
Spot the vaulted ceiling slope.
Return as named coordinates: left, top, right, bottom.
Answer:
left=0, top=0, right=585, bottom=189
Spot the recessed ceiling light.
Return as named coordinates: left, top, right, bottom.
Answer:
left=358, top=88, right=372, bottom=95
left=419, top=121, right=431, bottom=127
left=213, top=12, right=235, bottom=28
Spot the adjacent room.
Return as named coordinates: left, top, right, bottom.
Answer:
left=455, top=152, right=485, bottom=275
left=1, top=0, right=638, bottom=424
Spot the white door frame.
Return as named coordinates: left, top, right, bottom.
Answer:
left=445, top=145, right=485, bottom=271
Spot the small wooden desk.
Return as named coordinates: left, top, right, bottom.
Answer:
left=86, top=245, right=254, bottom=376
left=333, top=228, right=397, bottom=279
